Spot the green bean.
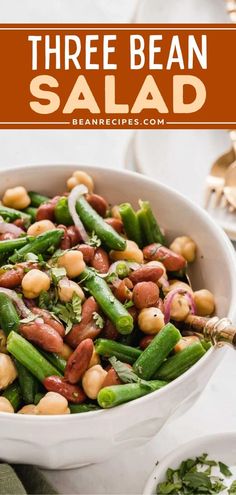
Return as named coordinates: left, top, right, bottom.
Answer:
left=119, top=203, right=142, bottom=247
left=95, top=338, right=141, bottom=364
left=34, top=392, right=45, bottom=405
left=115, top=261, right=130, bottom=279
left=0, top=236, right=33, bottom=255
left=137, top=200, right=165, bottom=245
left=15, top=360, right=39, bottom=404
left=69, top=403, right=100, bottom=414
left=54, top=197, right=73, bottom=226
left=154, top=342, right=206, bottom=381
left=40, top=350, right=66, bottom=373
left=9, top=229, right=64, bottom=263
left=2, top=382, right=22, bottom=411
left=97, top=380, right=167, bottom=408
left=80, top=268, right=133, bottom=334
left=7, top=332, right=62, bottom=382
left=76, top=195, right=126, bottom=250
left=133, top=323, right=181, bottom=380
left=0, top=205, right=31, bottom=227
left=0, top=293, right=20, bottom=336
left=23, top=206, right=37, bottom=221
left=28, top=191, right=50, bottom=207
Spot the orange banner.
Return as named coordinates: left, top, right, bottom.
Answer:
left=0, top=24, right=235, bottom=129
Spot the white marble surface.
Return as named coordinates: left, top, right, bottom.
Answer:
left=0, top=1, right=235, bottom=494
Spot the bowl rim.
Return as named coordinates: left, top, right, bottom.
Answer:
left=0, top=163, right=236, bottom=421
left=143, top=431, right=236, bottom=495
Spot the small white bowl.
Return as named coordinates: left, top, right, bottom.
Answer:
left=0, top=164, right=236, bottom=469
left=143, top=432, right=236, bottom=494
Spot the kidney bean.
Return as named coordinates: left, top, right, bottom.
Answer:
left=59, top=225, right=71, bottom=250
left=36, top=203, right=55, bottom=222
left=133, top=282, right=159, bottom=309
left=64, top=338, right=94, bottom=384
left=0, top=267, right=24, bottom=288
left=43, top=376, right=86, bottom=404
left=67, top=226, right=82, bottom=246
left=65, top=297, right=101, bottom=348
left=91, top=248, right=109, bottom=274
left=13, top=219, right=27, bottom=231
left=139, top=335, right=154, bottom=350
left=102, top=368, right=122, bottom=387
left=32, top=307, right=65, bottom=338
left=86, top=193, right=108, bottom=217
left=101, top=319, right=119, bottom=340
left=77, top=244, right=95, bottom=264
left=143, top=244, right=186, bottom=272
left=129, top=265, right=164, bottom=285
left=128, top=306, right=138, bottom=323
left=113, top=278, right=133, bottom=303
left=20, top=320, right=63, bottom=353
left=105, top=218, right=123, bottom=234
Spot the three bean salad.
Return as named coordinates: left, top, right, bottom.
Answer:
left=0, top=171, right=215, bottom=415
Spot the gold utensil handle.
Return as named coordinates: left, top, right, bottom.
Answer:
left=184, top=314, right=236, bottom=348
left=225, top=0, right=236, bottom=21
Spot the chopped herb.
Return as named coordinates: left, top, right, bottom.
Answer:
left=86, top=231, right=101, bottom=248
left=20, top=313, right=38, bottom=324
left=50, top=266, right=67, bottom=285
left=219, top=462, right=232, bottom=478
left=93, top=312, right=104, bottom=329
left=156, top=453, right=233, bottom=494
left=109, top=356, right=139, bottom=383
left=52, top=292, right=82, bottom=335
left=38, top=290, right=53, bottom=310
left=229, top=480, right=236, bottom=493
left=105, top=272, right=118, bottom=284
left=24, top=252, right=39, bottom=263
left=124, top=299, right=134, bottom=309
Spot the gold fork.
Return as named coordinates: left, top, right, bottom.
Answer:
left=225, top=0, right=236, bottom=21
left=204, top=146, right=235, bottom=208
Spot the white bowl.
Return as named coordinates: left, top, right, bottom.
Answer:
left=143, top=432, right=236, bottom=494
left=0, top=164, right=236, bottom=469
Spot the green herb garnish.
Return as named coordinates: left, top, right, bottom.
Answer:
left=156, top=453, right=234, bottom=494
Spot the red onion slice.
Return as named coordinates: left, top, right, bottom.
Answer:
left=0, top=222, right=24, bottom=237
left=0, top=287, right=30, bottom=317
left=164, top=287, right=195, bottom=324
left=68, top=184, right=89, bottom=242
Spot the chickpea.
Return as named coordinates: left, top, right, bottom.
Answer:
left=194, top=289, right=215, bottom=316
left=22, top=269, right=51, bottom=298
left=163, top=280, right=193, bottom=296
left=18, top=404, right=38, bottom=415
left=138, top=307, right=165, bottom=335
left=88, top=348, right=101, bottom=368
left=58, top=250, right=85, bottom=279
left=2, top=186, right=30, bottom=210
left=0, top=397, right=14, bottom=413
left=27, top=220, right=55, bottom=237
left=170, top=294, right=190, bottom=322
left=57, top=343, right=73, bottom=361
left=58, top=278, right=85, bottom=303
left=0, top=353, right=18, bottom=390
left=82, top=364, right=107, bottom=400
left=174, top=336, right=199, bottom=353
left=110, top=240, right=144, bottom=264
left=170, top=236, right=196, bottom=263
left=0, top=330, right=7, bottom=354
left=37, top=392, right=70, bottom=415
left=67, top=171, right=94, bottom=193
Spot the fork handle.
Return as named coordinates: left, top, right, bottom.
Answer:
left=225, top=0, right=236, bottom=22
